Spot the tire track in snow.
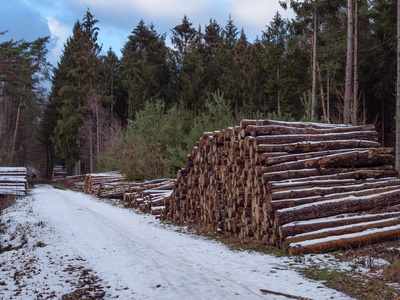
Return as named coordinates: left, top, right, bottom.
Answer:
left=31, top=186, right=352, bottom=300
left=40, top=187, right=264, bottom=299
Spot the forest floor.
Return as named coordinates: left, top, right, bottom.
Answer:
left=1, top=185, right=400, bottom=299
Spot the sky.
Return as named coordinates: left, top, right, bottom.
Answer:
left=0, top=0, right=294, bottom=67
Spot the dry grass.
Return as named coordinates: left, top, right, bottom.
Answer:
left=382, top=255, right=400, bottom=283
left=0, top=195, right=15, bottom=214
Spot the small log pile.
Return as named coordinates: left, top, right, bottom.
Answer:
left=82, top=172, right=126, bottom=197
left=0, top=167, right=28, bottom=196
left=65, top=172, right=175, bottom=218
left=52, top=165, right=67, bottom=181
left=123, top=179, right=175, bottom=216
left=64, top=174, right=86, bottom=190
left=166, top=119, right=400, bottom=254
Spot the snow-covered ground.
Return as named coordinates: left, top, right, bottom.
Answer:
left=0, top=185, right=354, bottom=299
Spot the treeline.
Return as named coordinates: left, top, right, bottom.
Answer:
left=0, top=1, right=397, bottom=180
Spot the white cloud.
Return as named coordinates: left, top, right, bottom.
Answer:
left=46, top=17, right=70, bottom=65
left=70, top=0, right=213, bottom=20
left=229, top=0, right=293, bottom=33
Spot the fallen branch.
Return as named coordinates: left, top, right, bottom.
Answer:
left=260, top=288, right=313, bottom=300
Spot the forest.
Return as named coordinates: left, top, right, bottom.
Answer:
left=0, top=0, right=398, bottom=180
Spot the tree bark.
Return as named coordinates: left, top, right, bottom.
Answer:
left=289, top=225, right=400, bottom=255
left=311, top=6, right=318, bottom=121
left=344, top=0, right=354, bottom=124
left=396, top=0, right=400, bottom=170
left=275, top=189, right=400, bottom=225
left=316, top=60, right=327, bottom=123
left=253, top=131, right=379, bottom=146
left=352, top=0, right=359, bottom=125
left=281, top=212, right=400, bottom=240
left=255, top=139, right=380, bottom=154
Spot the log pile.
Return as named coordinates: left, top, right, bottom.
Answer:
left=0, top=167, right=28, bottom=196
left=82, top=172, right=126, bottom=198
left=52, top=165, right=67, bottom=181
left=166, top=119, right=400, bottom=254
left=64, top=174, right=86, bottom=190
left=123, top=179, right=175, bottom=216
left=65, top=172, right=175, bottom=217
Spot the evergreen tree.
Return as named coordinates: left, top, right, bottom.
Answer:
left=52, top=9, right=102, bottom=172
left=121, top=20, right=170, bottom=119
left=99, top=47, right=121, bottom=120
left=0, top=36, right=50, bottom=167
left=217, top=16, right=239, bottom=108
left=261, top=12, right=290, bottom=116
left=171, top=16, right=205, bottom=110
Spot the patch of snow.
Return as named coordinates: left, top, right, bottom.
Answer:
left=0, top=185, right=353, bottom=299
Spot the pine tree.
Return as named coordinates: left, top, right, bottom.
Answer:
left=121, top=20, right=170, bottom=118
left=52, top=9, right=102, bottom=172
left=261, top=12, right=289, bottom=116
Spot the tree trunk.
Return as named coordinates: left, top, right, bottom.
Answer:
left=277, top=64, right=281, bottom=116
left=396, top=0, right=400, bottom=170
left=89, top=127, right=93, bottom=174
left=10, top=102, right=22, bottom=165
left=10, top=84, right=27, bottom=165
left=316, top=60, right=327, bottom=123
left=96, top=100, right=100, bottom=172
left=311, top=7, right=318, bottom=121
left=344, top=0, right=354, bottom=124
left=327, top=70, right=330, bottom=123
left=352, top=0, right=359, bottom=126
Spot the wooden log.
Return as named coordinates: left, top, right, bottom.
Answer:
left=262, top=167, right=396, bottom=182
left=289, top=224, right=400, bottom=255
left=249, top=124, right=375, bottom=136
left=285, top=217, right=400, bottom=244
left=271, top=178, right=400, bottom=201
left=254, top=131, right=379, bottom=146
left=275, top=189, right=400, bottom=225
left=255, top=140, right=380, bottom=153
left=271, top=185, right=400, bottom=210
left=264, top=148, right=385, bottom=167
left=263, top=149, right=393, bottom=173
left=281, top=211, right=400, bottom=238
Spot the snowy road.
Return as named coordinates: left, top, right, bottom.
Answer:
left=0, top=185, right=353, bottom=299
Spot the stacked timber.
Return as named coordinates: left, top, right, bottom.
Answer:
left=65, top=172, right=174, bottom=217
left=0, top=167, right=28, bottom=196
left=82, top=172, right=126, bottom=197
left=52, top=165, right=67, bottom=181
left=64, top=174, right=86, bottom=190
left=123, top=179, right=175, bottom=216
left=166, top=119, right=400, bottom=254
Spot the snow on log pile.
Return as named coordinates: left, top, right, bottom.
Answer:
left=52, top=165, right=67, bottom=181
left=82, top=172, right=127, bottom=198
left=64, top=174, right=86, bottom=190
left=65, top=172, right=175, bottom=217
left=0, top=167, right=28, bottom=196
left=123, top=179, right=175, bottom=216
left=165, top=119, right=400, bottom=254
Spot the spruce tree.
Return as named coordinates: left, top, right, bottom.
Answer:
left=121, top=20, right=170, bottom=119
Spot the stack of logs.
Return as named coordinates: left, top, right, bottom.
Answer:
left=0, top=167, right=28, bottom=196
left=64, top=174, right=86, bottom=191
left=165, top=119, right=400, bottom=254
left=52, top=165, right=67, bottom=181
left=66, top=172, right=175, bottom=217
left=123, top=179, right=175, bottom=216
left=82, top=172, right=127, bottom=198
